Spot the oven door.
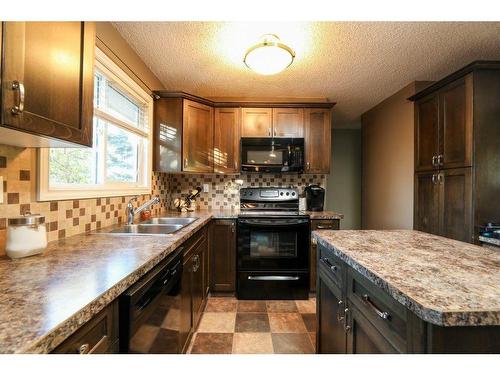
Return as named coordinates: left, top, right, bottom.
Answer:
left=237, top=217, right=310, bottom=271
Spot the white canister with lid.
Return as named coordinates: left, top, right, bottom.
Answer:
left=6, top=213, right=47, bottom=259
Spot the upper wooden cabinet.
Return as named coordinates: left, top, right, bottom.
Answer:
left=415, top=75, right=472, bottom=172
left=153, top=97, right=213, bottom=173
left=0, top=22, right=95, bottom=147
left=272, top=108, right=304, bottom=137
left=214, top=108, right=240, bottom=174
left=183, top=100, right=213, bottom=173
left=304, top=108, right=332, bottom=174
left=241, top=107, right=272, bottom=137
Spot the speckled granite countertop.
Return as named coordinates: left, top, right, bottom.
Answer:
left=304, top=211, right=344, bottom=220
left=313, top=230, right=500, bottom=327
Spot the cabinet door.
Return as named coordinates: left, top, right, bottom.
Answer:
left=241, top=108, right=272, bottom=137
left=182, top=99, right=214, bottom=172
left=1, top=22, right=95, bottom=147
left=191, top=239, right=207, bottom=329
left=214, top=108, right=240, bottom=173
left=180, top=254, right=193, bottom=353
left=210, top=220, right=236, bottom=292
left=439, top=76, right=473, bottom=169
left=304, top=108, right=331, bottom=174
left=153, top=98, right=182, bottom=172
left=414, top=172, right=440, bottom=235
left=415, top=95, right=439, bottom=172
left=317, top=267, right=346, bottom=353
left=438, top=168, right=472, bottom=243
left=346, top=305, right=400, bottom=354
left=272, top=108, right=304, bottom=137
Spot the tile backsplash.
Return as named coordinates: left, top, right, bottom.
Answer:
left=0, top=144, right=325, bottom=256
left=0, top=145, right=169, bottom=256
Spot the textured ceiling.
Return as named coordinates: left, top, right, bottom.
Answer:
left=113, top=22, right=500, bottom=128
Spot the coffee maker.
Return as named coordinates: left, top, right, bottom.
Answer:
left=304, top=184, right=325, bottom=211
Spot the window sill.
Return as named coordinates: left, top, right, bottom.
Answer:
left=37, top=187, right=152, bottom=202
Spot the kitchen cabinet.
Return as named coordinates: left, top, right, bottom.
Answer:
left=153, top=96, right=213, bottom=173
left=241, top=107, right=272, bottom=137
left=179, top=227, right=209, bottom=352
left=214, top=108, right=240, bottom=174
left=0, top=22, right=95, bottom=147
left=411, top=61, right=500, bottom=243
left=272, top=108, right=304, bottom=137
left=183, top=100, right=214, bottom=173
left=310, top=219, right=340, bottom=292
left=52, top=300, right=119, bottom=354
left=210, top=220, right=236, bottom=293
left=304, top=108, right=331, bottom=174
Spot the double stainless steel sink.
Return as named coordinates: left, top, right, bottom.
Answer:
left=98, top=217, right=199, bottom=236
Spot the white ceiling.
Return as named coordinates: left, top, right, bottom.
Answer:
left=113, top=22, right=500, bottom=128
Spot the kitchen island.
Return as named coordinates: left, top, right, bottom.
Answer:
left=313, top=230, right=500, bottom=353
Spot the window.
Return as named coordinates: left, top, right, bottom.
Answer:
left=38, top=48, right=153, bottom=200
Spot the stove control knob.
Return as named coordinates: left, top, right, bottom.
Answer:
left=280, top=192, right=284, bottom=196
left=286, top=192, right=290, bottom=196
left=292, top=192, right=296, bottom=196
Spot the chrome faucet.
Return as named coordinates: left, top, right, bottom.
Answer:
left=126, top=196, right=160, bottom=225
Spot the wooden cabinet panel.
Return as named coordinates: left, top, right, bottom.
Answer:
left=153, top=98, right=183, bottom=173
left=183, top=99, right=214, bottom=172
left=415, top=95, right=439, bottom=172
left=304, top=108, right=331, bottom=173
left=241, top=108, right=272, bottom=137
left=1, top=22, right=95, bottom=147
left=214, top=108, right=240, bottom=173
left=191, top=239, right=206, bottom=329
left=53, top=301, right=118, bottom=354
left=180, top=252, right=193, bottom=353
left=311, top=220, right=340, bottom=292
left=272, top=108, right=304, bottom=137
left=346, top=306, right=400, bottom=354
left=317, top=266, right=346, bottom=353
left=439, top=76, right=473, bottom=169
left=210, top=220, right=236, bottom=292
left=439, top=168, right=472, bottom=243
left=414, top=172, right=440, bottom=235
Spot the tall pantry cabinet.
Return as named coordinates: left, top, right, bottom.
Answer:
left=410, top=61, right=500, bottom=244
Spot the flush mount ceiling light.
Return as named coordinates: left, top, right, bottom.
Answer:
left=243, top=34, right=295, bottom=75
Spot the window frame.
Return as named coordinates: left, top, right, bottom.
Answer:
left=37, top=48, right=154, bottom=201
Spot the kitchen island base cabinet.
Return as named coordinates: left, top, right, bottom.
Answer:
left=316, top=242, right=500, bottom=354
left=310, top=219, right=340, bottom=292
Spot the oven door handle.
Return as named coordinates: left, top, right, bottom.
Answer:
left=238, top=219, right=309, bottom=226
left=247, top=275, right=300, bottom=281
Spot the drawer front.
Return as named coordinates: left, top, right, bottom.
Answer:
left=318, top=244, right=344, bottom=290
left=53, top=300, right=118, bottom=354
left=311, top=219, right=339, bottom=231
left=347, top=269, right=407, bottom=352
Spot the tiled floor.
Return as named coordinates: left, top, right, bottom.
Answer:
left=188, top=296, right=316, bottom=354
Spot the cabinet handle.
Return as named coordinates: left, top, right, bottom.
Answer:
left=311, top=237, right=317, bottom=245
left=306, top=162, right=310, bottom=170
left=320, top=257, right=337, bottom=272
left=362, top=294, right=391, bottom=320
left=431, top=174, right=437, bottom=185
left=268, top=127, right=271, bottom=136
left=11, top=81, right=25, bottom=115
left=337, top=300, right=344, bottom=322
left=431, top=155, right=437, bottom=167
left=437, top=173, right=444, bottom=184
left=343, top=308, right=351, bottom=332
left=316, top=225, right=333, bottom=230
left=437, top=154, right=444, bottom=166
left=274, top=128, right=277, bottom=137
left=78, top=343, right=90, bottom=354
left=231, top=222, right=235, bottom=233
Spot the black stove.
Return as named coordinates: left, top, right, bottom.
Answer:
left=479, top=223, right=500, bottom=240
left=237, top=187, right=310, bottom=300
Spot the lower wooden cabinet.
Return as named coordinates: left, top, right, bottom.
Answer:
left=414, top=167, right=472, bottom=242
left=310, top=219, right=339, bottom=292
left=210, top=220, right=236, bottom=293
left=52, top=300, right=119, bottom=354
left=179, top=227, right=209, bottom=352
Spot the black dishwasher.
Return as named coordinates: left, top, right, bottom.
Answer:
left=119, top=247, right=183, bottom=353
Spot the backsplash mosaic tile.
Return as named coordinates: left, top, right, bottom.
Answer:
left=0, top=145, right=169, bottom=256
left=168, top=173, right=326, bottom=210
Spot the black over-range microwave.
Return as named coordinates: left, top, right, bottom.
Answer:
left=240, top=138, right=304, bottom=173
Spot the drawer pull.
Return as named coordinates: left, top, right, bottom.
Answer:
left=78, top=343, right=90, bottom=354
left=316, top=225, right=333, bottom=230
left=362, top=294, right=391, bottom=320
left=337, top=300, right=344, bottom=322
left=320, top=257, right=337, bottom=271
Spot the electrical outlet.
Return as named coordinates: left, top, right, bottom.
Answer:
left=0, top=176, right=3, bottom=203
left=202, top=184, right=210, bottom=193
